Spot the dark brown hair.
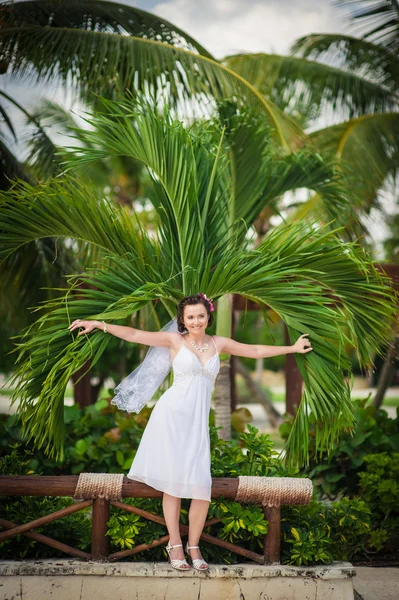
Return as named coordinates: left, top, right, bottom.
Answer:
left=176, top=293, right=214, bottom=333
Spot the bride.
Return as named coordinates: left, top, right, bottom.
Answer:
left=68, top=293, right=312, bottom=571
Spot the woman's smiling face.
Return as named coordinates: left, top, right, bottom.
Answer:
left=183, top=303, right=209, bottom=333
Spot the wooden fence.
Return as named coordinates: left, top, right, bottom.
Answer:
left=0, top=476, right=291, bottom=564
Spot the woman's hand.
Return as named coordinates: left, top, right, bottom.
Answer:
left=292, top=334, right=313, bottom=354
left=68, top=319, right=100, bottom=335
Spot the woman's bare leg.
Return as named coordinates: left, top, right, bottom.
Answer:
left=187, top=499, right=210, bottom=564
left=162, top=492, right=189, bottom=566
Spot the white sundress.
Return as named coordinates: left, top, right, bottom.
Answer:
left=127, top=335, right=220, bottom=501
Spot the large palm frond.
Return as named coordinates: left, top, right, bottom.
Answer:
left=310, top=112, right=399, bottom=212
left=291, top=33, right=399, bottom=89
left=57, top=96, right=232, bottom=271
left=1, top=187, right=394, bottom=464
left=224, top=52, right=399, bottom=123
left=0, top=0, right=305, bottom=150
left=0, top=176, right=152, bottom=263
left=22, top=97, right=146, bottom=195
left=1, top=0, right=214, bottom=58
left=336, top=0, right=399, bottom=52
left=216, top=223, right=395, bottom=462
left=0, top=99, right=396, bottom=465
left=22, top=98, right=78, bottom=179
left=216, top=102, right=354, bottom=230
left=60, top=96, right=357, bottom=243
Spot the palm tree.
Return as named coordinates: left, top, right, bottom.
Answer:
left=0, top=95, right=395, bottom=467
left=220, top=0, right=399, bottom=225
left=0, top=0, right=309, bottom=411
left=1, top=0, right=397, bottom=418
left=3, top=0, right=398, bottom=219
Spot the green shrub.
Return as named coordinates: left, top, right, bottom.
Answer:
left=0, top=446, right=92, bottom=559
left=1, top=403, right=396, bottom=565
left=357, top=452, right=399, bottom=551
left=282, top=497, right=372, bottom=564
left=279, top=399, right=399, bottom=499
left=0, top=398, right=148, bottom=475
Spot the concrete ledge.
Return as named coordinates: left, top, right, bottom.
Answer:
left=0, top=559, right=356, bottom=600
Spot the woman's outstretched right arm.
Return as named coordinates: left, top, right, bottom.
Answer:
left=67, top=319, right=173, bottom=347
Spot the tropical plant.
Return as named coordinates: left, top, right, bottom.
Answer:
left=221, top=0, right=399, bottom=231
left=0, top=0, right=305, bottom=149
left=358, top=451, right=399, bottom=549
left=280, top=399, right=399, bottom=499
left=336, top=0, right=399, bottom=52
left=0, top=0, right=309, bottom=407
left=3, top=1, right=398, bottom=405
left=0, top=95, right=395, bottom=467
left=0, top=421, right=384, bottom=564
left=3, top=0, right=398, bottom=228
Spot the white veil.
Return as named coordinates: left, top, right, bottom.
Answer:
left=111, top=316, right=179, bottom=413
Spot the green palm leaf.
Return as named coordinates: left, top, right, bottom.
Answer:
left=0, top=176, right=158, bottom=263
left=1, top=0, right=214, bottom=58
left=217, top=102, right=353, bottom=229
left=310, top=112, right=399, bottom=211
left=0, top=96, right=396, bottom=465
left=0, top=89, right=61, bottom=179
left=211, top=223, right=395, bottom=463
left=57, top=96, right=233, bottom=272
left=336, top=1, right=399, bottom=52
left=0, top=0, right=305, bottom=150
left=223, top=52, right=399, bottom=121
left=291, top=33, right=399, bottom=89
left=61, top=96, right=356, bottom=244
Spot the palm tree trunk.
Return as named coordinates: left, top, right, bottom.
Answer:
left=214, top=294, right=233, bottom=440
left=372, top=333, right=399, bottom=408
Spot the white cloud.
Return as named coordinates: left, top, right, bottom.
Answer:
left=152, top=0, right=350, bottom=58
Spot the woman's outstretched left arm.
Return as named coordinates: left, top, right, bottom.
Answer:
left=215, top=334, right=312, bottom=358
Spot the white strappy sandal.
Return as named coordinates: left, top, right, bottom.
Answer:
left=185, top=542, right=209, bottom=571
left=165, top=541, right=191, bottom=570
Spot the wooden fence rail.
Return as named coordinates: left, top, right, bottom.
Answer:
left=0, top=476, right=299, bottom=564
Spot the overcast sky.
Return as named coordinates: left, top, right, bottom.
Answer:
left=141, top=0, right=351, bottom=57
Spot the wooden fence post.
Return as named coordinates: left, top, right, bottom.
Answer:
left=263, top=506, right=281, bottom=564
left=91, top=497, right=110, bottom=560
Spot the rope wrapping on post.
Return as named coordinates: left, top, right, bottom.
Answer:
left=235, top=476, right=313, bottom=508
left=73, top=473, right=124, bottom=501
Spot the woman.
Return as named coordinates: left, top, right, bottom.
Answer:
left=68, top=293, right=312, bottom=570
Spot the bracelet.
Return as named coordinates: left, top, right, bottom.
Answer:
left=102, top=321, right=107, bottom=334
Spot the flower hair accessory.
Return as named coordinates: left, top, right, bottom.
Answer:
left=199, top=292, right=214, bottom=312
